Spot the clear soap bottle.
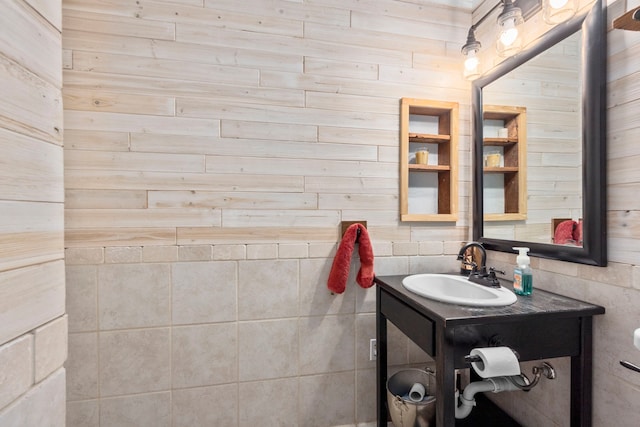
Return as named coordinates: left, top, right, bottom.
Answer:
left=513, top=247, right=532, bottom=296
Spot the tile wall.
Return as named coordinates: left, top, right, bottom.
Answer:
left=65, top=243, right=461, bottom=426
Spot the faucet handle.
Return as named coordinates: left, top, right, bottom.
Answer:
left=488, top=267, right=505, bottom=277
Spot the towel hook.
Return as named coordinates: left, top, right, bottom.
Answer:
left=620, top=360, right=640, bottom=373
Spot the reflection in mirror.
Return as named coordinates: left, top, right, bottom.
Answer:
left=472, top=0, right=606, bottom=266
left=483, top=31, right=583, bottom=246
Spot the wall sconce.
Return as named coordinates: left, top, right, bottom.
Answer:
left=461, top=0, right=542, bottom=79
left=496, top=0, right=524, bottom=57
left=461, top=27, right=482, bottom=80
left=543, top=0, right=578, bottom=24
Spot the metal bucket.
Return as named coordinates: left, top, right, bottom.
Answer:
left=386, top=368, right=437, bottom=427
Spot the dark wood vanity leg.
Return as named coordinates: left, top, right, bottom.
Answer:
left=435, top=326, right=456, bottom=427
left=376, top=285, right=388, bottom=427
left=571, top=317, right=594, bottom=427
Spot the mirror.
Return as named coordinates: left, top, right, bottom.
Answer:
left=472, top=0, right=606, bottom=266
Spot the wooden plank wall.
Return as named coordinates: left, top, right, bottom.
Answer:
left=0, top=0, right=65, bottom=346
left=61, top=0, right=473, bottom=248
left=0, top=1, right=66, bottom=424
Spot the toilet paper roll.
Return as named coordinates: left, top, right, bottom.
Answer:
left=634, top=328, right=640, bottom=350
left=408, top=382, right=426, bottom=402
left=470, top=347, right=520, bottom=378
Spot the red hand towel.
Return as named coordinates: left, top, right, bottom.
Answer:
left=327, top=223, right=375, bottom=294
left=554, top=219, right=577, bottom=245
left=573, top=220, right=583, bottom=244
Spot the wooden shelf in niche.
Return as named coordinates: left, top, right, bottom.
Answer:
left=400, top=98, right=458, bottom=222
left=482, top=105, right=527, bottom=221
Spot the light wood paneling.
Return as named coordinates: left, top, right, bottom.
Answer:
left=26, top=0, right=62, bottom=30
left=176, top=226, right=337, bottom=244
left=305, top=0, right=470, bottom=25
left=304, top=57, right=379, bottom=80
left=64, top=150, right=205, bottom=173
left=0, top=201, right=64, bottom=273
left=65, top=0, right=305, bottom=36
left=350, top=11, right=467, bottom=41
left=176, top=99, right=398, bottom=130
left=66, top=208, right=221, bottom=229
left=65, top=228, right=176, bottom=247
left=130, top=133, right=219, bottom=154
left=303, top=22, right=448, bottom=56
left=609, top=183, right=640, bottom=211
left=0, top=261, right=65, bottom=346
left=64, top=111, right=219, bottom=136
left=63, top=9, right=176, bottom=40
left=305, top=92, right=399, bottom=115
left=176, top=24, right=413, bottom=67
left=221, top=209, right=339, bottom=227
left=148, top=191, right=317, bottom=210
left=317, top=126, right=398, bottom=147
left=65, top=189, right=148, bottom=209
left=72, top=51, right=260, bottom=86
left=608, top=154, right=640, bottom=186
left=0, top=55, right=63, bottom=144
left=62, top=0, right=470, bottom=251
left=203, top=0, right=351, bottom=26
left=1, top=0, right=61, bottom=85
left=64, top=170, right=304, bottom=192
left=0, top=128, right=63, bottom=203
left=63, top=69, right=304, bottom=104
left=64, top=129, right=130, bottom=151
left=205, top=156, right=396, bottom=178
left=62, top=30, right=303, bottom=73
left=220, top=120, right=317, bottom=142
left=260, top=69, right=469, bottom=101
left=63, top=88, right=176, bottom=116
left=305, top=176, right=398, bottom=194
left=319, top=193, right=399, bottom=210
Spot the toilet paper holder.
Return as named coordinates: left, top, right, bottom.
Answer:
left=465, top=349, right=556, bottom=391
left=464, top=348, right=520, bottom=364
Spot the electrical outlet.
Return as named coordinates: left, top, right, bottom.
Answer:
left=369, top=338, right=377, bottom=361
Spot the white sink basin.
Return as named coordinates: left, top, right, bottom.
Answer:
left=402, top=274, right=517, bottom=307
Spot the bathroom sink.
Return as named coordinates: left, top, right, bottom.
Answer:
left=401, top=274, right=517, bottom=307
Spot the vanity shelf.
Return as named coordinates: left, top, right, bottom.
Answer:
left=400, top=98, right=458, bottom=222
left=482, top=105, right=527, bottom=221
left=375, top=275, right=605, bottom=427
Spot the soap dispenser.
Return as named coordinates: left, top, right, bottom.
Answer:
left=513, top=247, right=532, bottom=296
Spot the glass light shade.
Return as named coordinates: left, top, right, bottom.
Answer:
left=461, top=26, right=482, bottom=81
left=496, top=16, right=523, bottom=57
left=543, top=0, right=578, bottom=24
left=463, top=50, right=481, bottom=80
left=496, top=1, right=524, bottom=57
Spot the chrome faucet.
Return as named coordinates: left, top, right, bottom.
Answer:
left=457, top=242, right=487, bottom=275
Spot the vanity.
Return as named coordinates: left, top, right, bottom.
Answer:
left=375, top=275, right=605, bottom=427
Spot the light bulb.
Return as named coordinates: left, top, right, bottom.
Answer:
left=500, top=19, right=519, bottom=47
left=543, top=0, right=577, bottom=24
left=464, top=52, right=479, bottom=71
left=549, top=0, right=568, bottom=8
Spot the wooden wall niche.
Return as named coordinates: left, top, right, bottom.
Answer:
left=400, top=98, right=458, bottom=222
left=482, top=105, right=527, bottom=221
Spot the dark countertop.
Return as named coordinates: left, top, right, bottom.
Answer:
left=375, top=274, right=605, bottom=327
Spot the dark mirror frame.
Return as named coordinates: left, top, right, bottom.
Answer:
left=472, top=0, right=607, bottom=266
